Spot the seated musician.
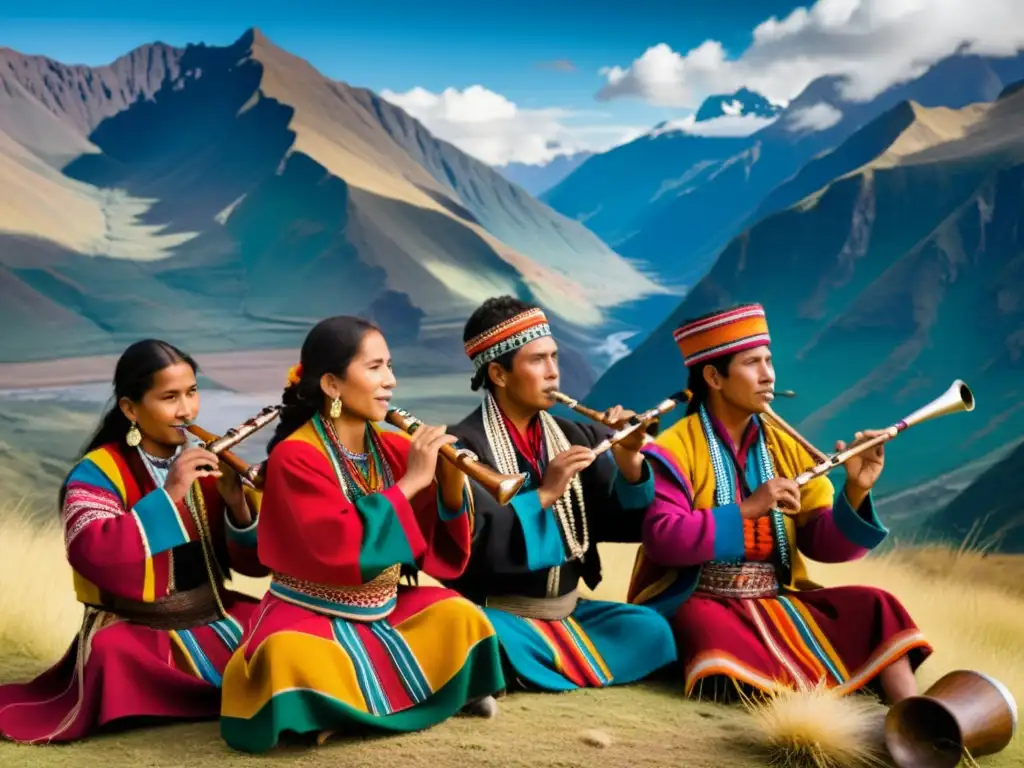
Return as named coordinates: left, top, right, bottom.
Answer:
left=0, top=340, right=268, bottom=744
left=441, top=296, right=677, bottom=692
left=218, top=315, right=505, bottom=754
left=627, top=304, right=933, bottom=703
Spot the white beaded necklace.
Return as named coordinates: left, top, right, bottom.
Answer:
left=482, top=392, right=589, bottom=561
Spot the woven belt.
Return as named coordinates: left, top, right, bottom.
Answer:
left=485, top=589, right=579, bottom=621
left=95, top=582, right=223, bottom=630
left=270, top=563, right=402, bottom=620
left=696, top=562, right=779, bottom=599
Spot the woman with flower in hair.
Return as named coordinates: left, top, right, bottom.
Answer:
left=218, top=315, right=506, bottom=753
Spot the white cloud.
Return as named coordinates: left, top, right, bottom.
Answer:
left=648, top=113, right=780, bottom=138
left=784, top=102, right=845, bottom=133
left=380, top=84, right=645, bottom=166
left=597, top=0, right=1024, bottom=113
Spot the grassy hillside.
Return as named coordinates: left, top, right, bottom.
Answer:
left=0, top=507, right=1022, bottom=766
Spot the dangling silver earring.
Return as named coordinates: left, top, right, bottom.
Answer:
left=126, top=421, right=142, bottom=447
left=329, top=397, right=342, bottom=419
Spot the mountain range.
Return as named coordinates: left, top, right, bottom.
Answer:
left=493, top=89, right=783, bottom=199
left=543, top=52, right=1024, bottom=294
left=0, top=28, right=666, bottom=394
left=2, top=26, right=1022, bottom=543
left=584, top=79, right=1024, bottom=537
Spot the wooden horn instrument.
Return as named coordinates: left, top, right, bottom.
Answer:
left=548, top=390, right=682, bottom=456
left=184, top=405, right=280, bottom=489
left=759, top=391, right=831, bottom=465
left=385, top=406, right=527, bottom=506
left=792, top=379, right=975, bottom=487
left=884, top=669, right=1017, bottom=768
left=551, top=388, right=802, bottom=453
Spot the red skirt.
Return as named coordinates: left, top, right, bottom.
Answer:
left=0, top=590, right=261, bottom=744
left=672, top=585, right=933, bottom=697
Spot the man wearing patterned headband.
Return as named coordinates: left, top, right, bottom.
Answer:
left=627, top=303, right=932, bottom=704
left=439, top=296, right=677, bottom=693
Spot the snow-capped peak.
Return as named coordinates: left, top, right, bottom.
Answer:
left=694, top=87, right=783, bottom=122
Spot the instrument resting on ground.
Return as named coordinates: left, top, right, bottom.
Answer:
left=386, top=405, right=527, bottom=505
left=884, top=669, right=1017, bottom=768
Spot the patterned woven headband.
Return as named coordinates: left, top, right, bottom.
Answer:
left=464, top=308, right=552, bottom=372
left=673, top=305, right=771, bottom=367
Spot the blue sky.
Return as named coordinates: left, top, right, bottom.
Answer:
left=4, top=2, right=1017, bottom=165
left=1, top=1, right=809, bottom=162
left=2, top=2, right=805, bottom=99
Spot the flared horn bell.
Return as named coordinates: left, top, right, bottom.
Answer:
left=884, top=669, right=1017, bottom=768
left=900, top=379, right=975, bottom=430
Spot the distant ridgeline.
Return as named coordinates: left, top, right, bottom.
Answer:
left=925, top=438, right=1024, bottom=554
left=584, top=77, right=1024, bottom=534
left=542, top=50, right=1024, bottom=297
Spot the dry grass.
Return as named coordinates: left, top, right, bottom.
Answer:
left=745, top=685, right=888, bottom=768
left=1, top=505, right=1023, bottom=767
left=0, top=507, right=83, bottom=662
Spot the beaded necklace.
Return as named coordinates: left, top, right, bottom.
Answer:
left=698, top=403, right=790, bottom=572
left=482, top=393, right=589, bottom=561
left=135, top=441, right=229, bottom=619
left=137, top=445, right=182, bottom=488
left=313, top=413, right=395, bottom=500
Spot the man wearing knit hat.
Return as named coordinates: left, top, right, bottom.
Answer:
left=627, top=303, right=933, bottom=704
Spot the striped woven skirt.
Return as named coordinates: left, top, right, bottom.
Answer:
left=0, top=589, right=260, bottom=744
left=219, top=585, right=506, bottom=753
left=482, top=598, right=677, bottom=692
left=673, top=585, right=933, bottom=698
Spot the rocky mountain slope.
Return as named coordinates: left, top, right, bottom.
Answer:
left=0, top=29, right=665, bottom=392
left=925, top=438, right=1024, bottom=552
left=544, top=51, right=1024, bottom=296
left=585, top=82, right=1024, bottom=501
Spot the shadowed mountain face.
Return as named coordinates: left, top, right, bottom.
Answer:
left=926, top=439, right=1024, bottom=553
left=0, top=29, right=664, bottom=378
left=585, top=84, right=1024, bottom=508
left=545, top=51, right=1024, bottom=295
left=540, top=129, right=748, bottom=252
left=0, top=43, right=182, bottom=166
